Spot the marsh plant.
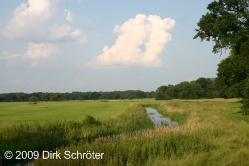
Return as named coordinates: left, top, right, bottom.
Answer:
left=1, top=99, right=249, bottom=166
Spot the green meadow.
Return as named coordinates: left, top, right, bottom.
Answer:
left=0, top=100, right=132, bottom=123
left=1, top=99, right=249, bottom=166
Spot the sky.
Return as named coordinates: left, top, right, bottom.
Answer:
left=0, top=0, right=229, bottom=93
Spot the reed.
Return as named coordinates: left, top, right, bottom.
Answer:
left=1, top=99, right=249, bottom=165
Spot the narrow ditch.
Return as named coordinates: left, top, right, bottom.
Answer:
left=145, top=107, right=178, bottom=127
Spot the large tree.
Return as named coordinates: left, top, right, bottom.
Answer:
left=194, top=0, right=249, bottom=113
left=135, top=90, right=146, bottom=100
left=194, top=0, right=249, bottom=54
left=29, top=95, right=38, bottom=104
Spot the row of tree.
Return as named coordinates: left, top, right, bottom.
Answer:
left=193, top=0, right=249, bottom=114
left=0, top=90, right=154, bottom=102
left=154, top=77, right=234, bottom=100
left=1, top=77, right=239, bottom=102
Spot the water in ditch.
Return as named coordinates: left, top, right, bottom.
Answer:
left=145, top=107, right=178, bottom=127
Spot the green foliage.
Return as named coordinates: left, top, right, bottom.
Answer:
left=196, top=77, right=220, bottom=98
left=33, top=99, right=249, bottom=166
left=241, top=79, right=249, bottom=115
left=41, top=92, right=50, bottom=101
left=135, top=90, right=146, bottom=99
left=156, top=85, right=168, bottom=93
left=0, top=90, right=155, bottom=102
left=154, top=91, right=165, bottom=100
left=28, top=95, right=38, bottom=104
left=194, top=0, right=249, bottom=54
left=1, top=99, right=249, bottom=165
left=155, top=79, right=209, bottom=100
left=128, top=94, right=136, bottom=100
left=83, top=115, right=101, bottom=126
left=89, top=92, right=100, bottom=100
left=34, top=133, right=212, bottom=166
left=175, top=81, right=204, bottom=99
left=50, top=93, right=63, bottom=101
left=0, top=104, right=154, bottom=165
left=194, top=0, right=249, bottom=110
left=163, top=94, right=172, bottom=100
left=113, top=92, right=121, bottom=100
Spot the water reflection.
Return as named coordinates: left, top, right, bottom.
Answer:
left=145, top=107, right=178, bottom=127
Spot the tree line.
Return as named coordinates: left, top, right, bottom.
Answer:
left=0, top=77, right=238, bottom=102
left=0, top=90, right=154, bottom=102
left=193, top=0, right=249, bottom=114
left=154, top=77, right=236, bottom=100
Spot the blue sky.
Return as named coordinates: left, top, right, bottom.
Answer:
left=0, top=0, right=229, bottom=93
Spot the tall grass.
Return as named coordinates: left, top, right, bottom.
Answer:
left=1, top=99, right=249, bottom=166
left=35, top=99, right=249, bottom=166
left=0, top=104, right=153, bottom=165
left=34, top=125, right=214, bottom=166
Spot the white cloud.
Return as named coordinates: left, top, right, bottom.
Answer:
left=1, top=0, right=87, bottom=45
left=24, top=43, right=60, bottom=59
left=1, top=0, right=51, bottom=39
left=76, top=34, right=88, bottom=45
left=49, top=24, right=71, bottom=41
left=0, top=51, right=22, bottom=60
left=89, top=14, right=176, bottom=67
left=48, top=24, right=87, bottom=44
left=1, top=43, right=60, bottom=60
left=71, top=29, right=81, bottom=38
left=1, top=43, right=60, bottom=67
left=64, top=9, right=73, bottom=22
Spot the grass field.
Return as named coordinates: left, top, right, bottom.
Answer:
left=0, top=100, right=139, bottom=123
left=1, top=99, right=249, bottom=166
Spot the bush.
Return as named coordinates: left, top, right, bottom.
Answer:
left=83, top=115, right=101, bottom=126
left=28, top=95, right=38, bottom=104
left=154, top=91, right=165, bottom=100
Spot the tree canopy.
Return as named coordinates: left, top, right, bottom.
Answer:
left=194, top=0, right=249, bottom=54
left=155, top=78, right=221, bottom=100
left=194, top=0, right=249, bottom=113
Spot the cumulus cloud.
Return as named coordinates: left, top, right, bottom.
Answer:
left=1, top=43, right=60, bottom=67
left=65, top=9, right=73, bottom=22
left=90, top=14, right=176, bottom=67
left=0, top=51, right=22, bottom=60
left=1, top=0, right=87, bottom=45
left=0, top=0, right=88, bottom=68
left=48, top=24, right=87, bottom=44
left=1, top=43, right=59, bottom=56
left=24, top=42, right=60, bottom=59
left=49, top=24, right=71, bottom=41
left=1, top=0, right=51, bottom=39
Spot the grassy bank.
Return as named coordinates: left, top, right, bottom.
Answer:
left=0, top=101, right=154, bottom=165
left=34, top=99, right=249, bottom=166
left=1, top=99, right=249, bottom=165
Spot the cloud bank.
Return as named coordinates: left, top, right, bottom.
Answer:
left=1, top=0, right=87, bottom=44
left=65, top=9, right=73, bottom=22
left=1, top=0, right=51, bottom=40
left=90, top=14, right=176, bottom=67
left=24, top=43, right=60, bottom=59
left=1, top=43, right=60, bottom=67
left=0, top=0, right=87, bottom=67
